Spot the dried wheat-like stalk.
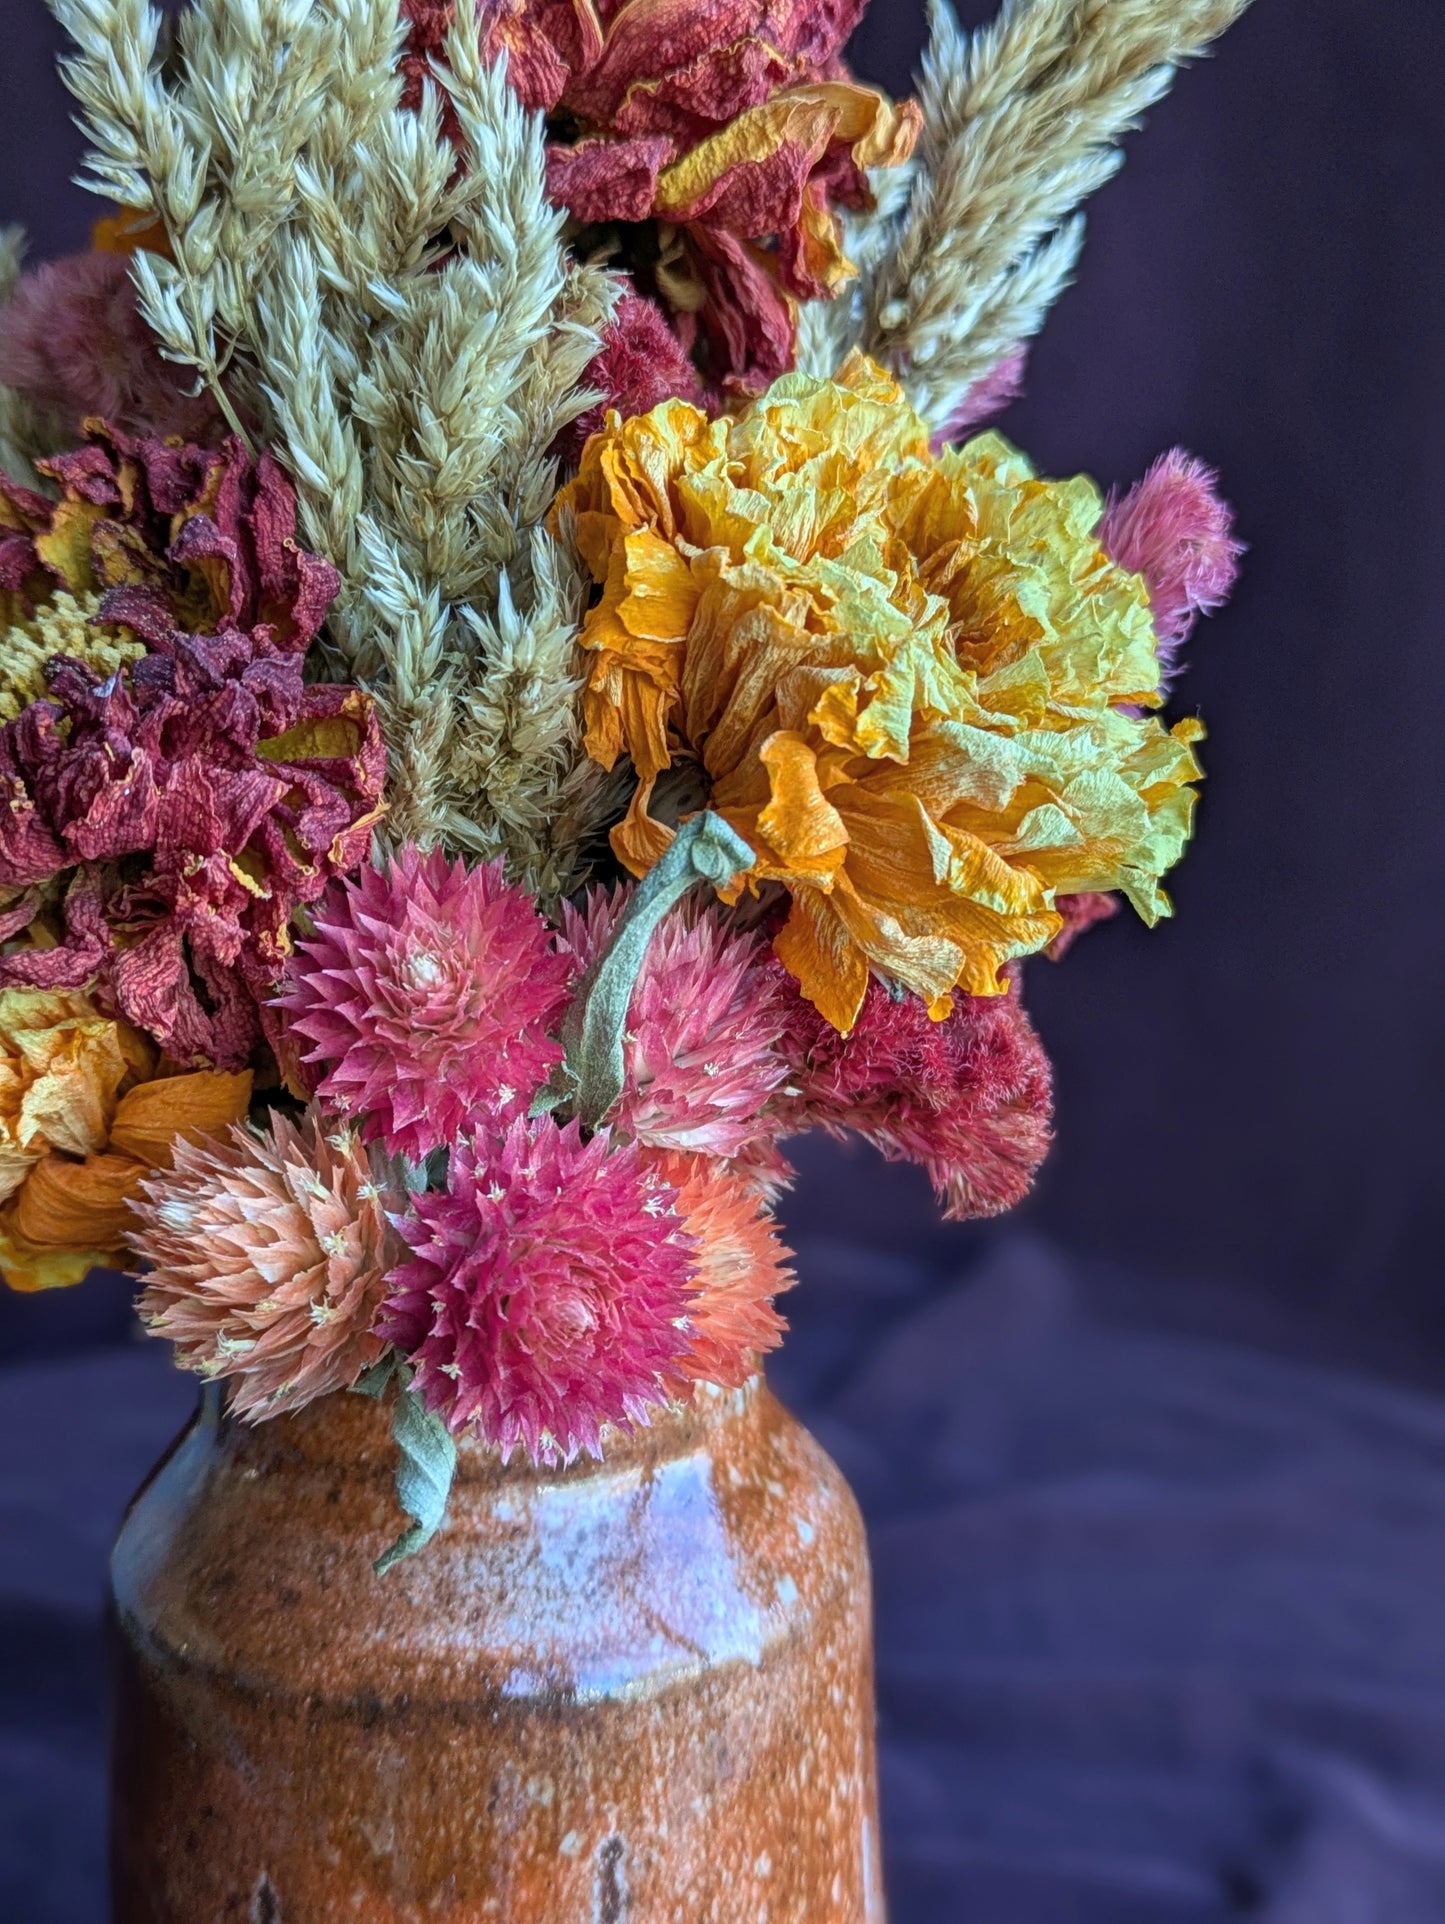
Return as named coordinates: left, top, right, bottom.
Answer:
left=860, top=0, right=1255, bottom=431
left=50, top=0, right=618, bottom=894
left=795, top=163, right=917, bottom=382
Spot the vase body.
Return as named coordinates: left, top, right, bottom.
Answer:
left=109, top=1376, right=883, bottom=1922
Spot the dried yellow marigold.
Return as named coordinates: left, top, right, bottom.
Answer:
left=553, top=354, right=1203, bottom=1031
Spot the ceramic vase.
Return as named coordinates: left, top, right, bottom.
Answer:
left=110, top=1373, right=883, bottom=1921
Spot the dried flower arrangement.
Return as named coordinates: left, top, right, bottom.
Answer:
left=2, top=0, right=1248, bottom=1567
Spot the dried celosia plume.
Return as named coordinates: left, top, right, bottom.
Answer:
left=132, top=1110, right=404, bottom=1420
left=774, top=970, right=1053, bottom=1221
left=0, top=251, right=221, bottom=447
left=379, top=1119, right=695, bottom=1463
left=280, top=846, right=571, bottom=1164
left=553, top=292, right=704, bottom=469
left=1099, top=448, right=1244, bottom=679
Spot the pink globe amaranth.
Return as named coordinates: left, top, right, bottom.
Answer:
left=378, top=1118, right=696, bottom=1464
left=132, top=1110, right=404, bottom=1420
left=279, top=846, right=570, bottom=1162
left=559, top=888, right=794, bottom=1172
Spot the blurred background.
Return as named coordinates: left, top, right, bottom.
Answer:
left=4, top=1, right=1445, bottom=1919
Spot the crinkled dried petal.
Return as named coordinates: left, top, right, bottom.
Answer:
left=556, top=357, right=1204, bottom=1028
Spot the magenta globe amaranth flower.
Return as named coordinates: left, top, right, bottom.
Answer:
left=279, top=846, right=571, bottom=1161
left=378, top=1118, right=695, bottom=1463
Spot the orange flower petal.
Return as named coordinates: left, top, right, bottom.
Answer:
left=773, top=891, right=871, bottom=1034
left=13, top=1150, right=141, bottom=1253
left=0, top=1208, right=110, bottom=1292
left=108, top=1069, right=254, bottom=1171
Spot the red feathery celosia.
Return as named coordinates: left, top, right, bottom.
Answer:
left=408, top=0, right=919, bottom=393
left=379, top=1118, right=694, bottom=1462
left=560, top=888, right=793, bottom=1175
left=1099, top=448, right=1243, bottom=682
left=132, top=1110, right=404, bottom=1420
left=0, top=428, right=384, bottom=1068
left=555, top=291, right=705, bottom=467
left=0, top=253, right=221, bottom=446
left=775, top=970, right=1054, bottom=1221
left=281, top=847, right=571, bottom=1163
left=647, top=1149, right=791, bottom=1390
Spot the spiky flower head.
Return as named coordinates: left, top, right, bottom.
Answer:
left=775, top=969, right=1054, bottom=1221
left=378, top=1118, right=694, bottom=1463
left=280, top=846, right=571, bottom=1163
left=559, top=888, right=793, bottom=1169
left=132, top=1110, right=404, bottom=1421
left=1099, top=449, right=1243, bottom=679
left=646, top=1150, right=792, bottom=1391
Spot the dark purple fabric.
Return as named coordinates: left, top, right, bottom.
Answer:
left=3, top=0, right=1445, bottom=1919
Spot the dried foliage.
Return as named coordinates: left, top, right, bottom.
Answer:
left=846, top=0, right=1254, bottom=428
left=49, top=0, right=617, bottom=890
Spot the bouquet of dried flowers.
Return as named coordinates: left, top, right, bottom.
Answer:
left=1, top=0, right=1248, bottom=1566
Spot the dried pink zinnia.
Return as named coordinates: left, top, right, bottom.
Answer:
left=646, top=1150, right=792, bottom=1391
left=378, top=1118, right=694, bottom=1463
left=0, top=429, right=382, bottom=1069
left=280, top=847, right=571, bottom=1163
left=560, top=888, right=793, bottom=1175
left=0, top=253, right=221, bottom=446
left=774, top=971, right=1054, bottom=1221
left=132, top=1109, right=404, bottom=1421
left=1098, top=448, right=1243, bottom=682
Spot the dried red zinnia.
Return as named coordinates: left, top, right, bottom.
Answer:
left=409, top=0, right=919, bottom=395
left=0, top=427, right=384, bottom=1069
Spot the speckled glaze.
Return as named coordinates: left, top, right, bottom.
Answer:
left=110, top=1376, right=883, bottom=1922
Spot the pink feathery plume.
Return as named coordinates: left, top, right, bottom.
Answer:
left=0, top=253, right=222, bottom=445
left=773, top=970, right=1054, bottom=1222
left=1099, top=448, right=1243, bottom=684
left=934, top=347, right=1028, bottom=447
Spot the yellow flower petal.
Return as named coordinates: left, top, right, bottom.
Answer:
left=558, top=355, right=1201, bottom=1027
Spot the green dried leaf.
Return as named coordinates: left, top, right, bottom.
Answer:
left=561, top=811, right=754, bottom=1131
left=353, top=1355, right=458, bottom=1575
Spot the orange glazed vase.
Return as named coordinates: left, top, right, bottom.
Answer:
left=109, top=1375, right=884, bottom=1922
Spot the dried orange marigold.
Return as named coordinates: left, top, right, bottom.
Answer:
left=553, top=354, right=1203, bottom=1031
